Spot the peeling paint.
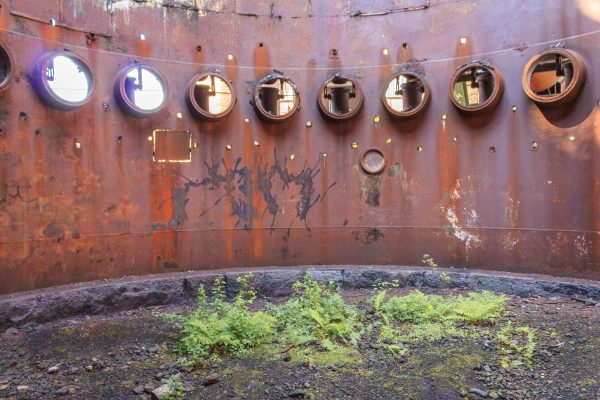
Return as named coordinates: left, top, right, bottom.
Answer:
left=445, top=208, right=481, bottom=248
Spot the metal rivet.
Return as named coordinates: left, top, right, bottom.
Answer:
left=253, top=140, right=260, bottom=147
left=386, top=138, right=392, bottom=144
left=351, top=141, right=359, bottom=150
left=452, top=137, right=458, bottom=143
left=226, top=144, right=232, bottom=150
left=441, top=114, right=448, bottom=121
left=306, top=121, right=313, bottom=128
left=75, top=142, right=81, bottom=149
left=227, top=54, right=234, bottom=61
left=139, top=34, right=146, bottom=41
left=373, top=116, right=381, bottom=123
left=382, top=48, right=389, bottom=56
left=417, top=146, right=424, bottom=152
left=176, top=112, right=183, bottom=119
left=568, top=135, right=576, bottom=141
left=489, top=146, right=497, bottom=153
left=531, top=141, right=539, bottom=151
left=459, top=37, right=467, bottom=45
left=244, top=118, right=250, bottom=123
left=193, top=142, right=198, bottom=149
left=290, top=154, right=295, bottom=160
left=511, top=105, right=517, bottom=112
left=49, top=18, right=57, bottom=26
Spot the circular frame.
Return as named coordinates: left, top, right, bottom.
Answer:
left=449, top=62, right=504, bottom=114
left=317, top=73, right=364, bottom=121
left=0, top=44, right=14, bottom=93
left=33, top=51, right=95, bottom=110
left=252, top=73, right=300, bottom=123
left=381, top=71, right=431, bottom=119
left=521, top=48, right=586, bottom=106
left=186, top=71, right=236, bottom=121
left=360, top=148, right=386, bottom=174
left=114, top=64, right=168, bottom=117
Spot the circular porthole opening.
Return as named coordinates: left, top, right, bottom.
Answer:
left=361, top=148, right=386, bottom=174
left=115, top=64, right=167, bottom=117
left=450, top=62, right=504, bottom=113
left=382, top=71, right=431, bottom=118
left=0, top=45, right=14, bottom=92
left=253, top=73, right=300, bottom=123
left=317, top=73, right=364, bottom=121
left=522, top=49, right=586, bottom=106
left=33, top=51, right=94, bottom=110
left=186, top=71, right=235, bottom=121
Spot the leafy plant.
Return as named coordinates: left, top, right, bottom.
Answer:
left=169, top=274, right=276, bottom=363
left=421, top=254, right=438, bottom=270
left=269, top=273, right=363, bottom=350
left=439, top=272, right=451, bottom=284
left=497, top=322, right=536, bottom=368
left=371, top=288, right=507, bottom=343
left=163, top=373, right=186, bottom=400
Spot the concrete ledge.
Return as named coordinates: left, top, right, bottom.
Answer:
left=1, top=266, right=599, bottom=328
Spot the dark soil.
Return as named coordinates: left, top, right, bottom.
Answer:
left=1, top=288, right=599, bottom=400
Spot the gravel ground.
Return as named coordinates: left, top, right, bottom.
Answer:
left=0, top=287, right=599, bottom=400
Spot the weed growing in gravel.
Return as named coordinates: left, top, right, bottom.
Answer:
left=268, top=273, right=364, bottom=351
left=163, top=374, right=185, bottom=400
left=168, top=270, right=510, bottom=368
left=497, top=321, right=537, bottom=368
left=421, top=254, right=438, bottom=270
left=372, top=289, right=507, bottom=343
left=168, top=274, right=276, bottom=362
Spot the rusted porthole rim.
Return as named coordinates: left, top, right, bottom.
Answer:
left=521, top=48, right=586, bottom=106
left=114, top=63, right=168, bottom=118
left=381, top=71, right=431, bottom=119
left=0, top=43, right=14, bottom=93
left=449, top=61, right=504, bottom=114
left=33, top=50, right=95, bottom=110
left=317, top=73, right=364, bottom=121
left=252, top=72, right=300, bottom=123
left=186, top=70, right=236, bottom=121
left=360, top=147, right=386, bottom=174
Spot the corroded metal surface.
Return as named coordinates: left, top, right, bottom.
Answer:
left=1, top=0, right=600, bottom=294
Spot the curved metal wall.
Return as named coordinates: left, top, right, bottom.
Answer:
left=1, top=0, right=600, bottom=294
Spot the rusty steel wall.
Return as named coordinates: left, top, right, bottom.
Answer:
left=1, top=0, right=600, bottom=294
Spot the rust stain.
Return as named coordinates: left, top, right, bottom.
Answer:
left=1, top=0, right=600, bottom=293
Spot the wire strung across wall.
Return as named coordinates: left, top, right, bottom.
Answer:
left=1, top=23, right=600, bottom=71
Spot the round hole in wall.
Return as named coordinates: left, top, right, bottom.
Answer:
left=33, top=51, right=94, bottom=110
left=115, top=64, right=167, bottom=117
left=0, top=44, right=14, bottom=92
left=522, top=49, right=586, bottom=106
left=253, top=73, right=299, bottom=122
left=382, top=71, right=431, bottom=118
left=317, top=73, right=364, bottom=121
left=450, top=62, right=504, bottom=113
left=186, top=71, right=236, bottom=121
left=360, top=148, right=386, bottom=174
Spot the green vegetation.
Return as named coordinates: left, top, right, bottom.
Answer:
left=372, top=289, right=507, bottom=343
left=167, top=270, right=538, bottom=372
left=168, top=274, right=276, bottom=363
left=163, top=373, right=186, bottom=400
left=421, top=254, right=438, bottom=270
left=497, top=321, right=536, bottom=368
left=268, top=273, right=363, bottom=350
